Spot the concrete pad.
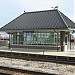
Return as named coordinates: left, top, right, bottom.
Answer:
left=0, top=46, right=75, bottom=57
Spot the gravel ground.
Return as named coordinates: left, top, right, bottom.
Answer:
left=0, top=69, right=31, bottom=75
left=0, top=57, right=75, bottom=75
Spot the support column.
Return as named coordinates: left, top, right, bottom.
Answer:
left=9, top=33, right=10, bottom=49
left=67, top=32, right=70, bottom=50
left=60, top=31, right=65, bottom=51
left=57, top=32, right=59, bottom=52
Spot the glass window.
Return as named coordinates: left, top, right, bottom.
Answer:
left=11, top=32, right=60, bottom=46
left=13, top=33, right=17, bottom=44
left=27, top=33, right=31, bottom=44
left=19, top=33, right=23, bottom=44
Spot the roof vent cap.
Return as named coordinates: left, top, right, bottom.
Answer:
left=51, top=6, right=58, bottom=10
left=24, top=10, right=25, bottom=13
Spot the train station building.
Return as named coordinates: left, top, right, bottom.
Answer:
left=0, top=9, right=75, bottom=51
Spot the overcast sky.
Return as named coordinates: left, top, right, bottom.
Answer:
left=0, top=0, right=74, bottom=28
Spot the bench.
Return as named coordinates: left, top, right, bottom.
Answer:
left=10, top=44, right=60, bottom=50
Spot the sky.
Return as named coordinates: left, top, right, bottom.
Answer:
left=0, top=0, right=74, bottom=28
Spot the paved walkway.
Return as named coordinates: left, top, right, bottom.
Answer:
left=0, top=46, right=75, bottom=57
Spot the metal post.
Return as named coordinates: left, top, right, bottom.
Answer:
left=43, top=49, right=44, bottom=68
left=43, top=49, right=44, bottom=58
left=11, top=48, right=12, bottom=62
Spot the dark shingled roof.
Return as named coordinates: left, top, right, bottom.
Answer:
left=1, top=9, right=75, bottom=31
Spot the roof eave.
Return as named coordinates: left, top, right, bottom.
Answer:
left=68, top=28, right=75, bottom=31
left=0, top=28, right=70, bottom=33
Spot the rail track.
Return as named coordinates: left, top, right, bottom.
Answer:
left=0, top=51, right=75, bottom=65
left=0, top=66, right=58, bottom=75
left=0, top=72, right=10, bottom=75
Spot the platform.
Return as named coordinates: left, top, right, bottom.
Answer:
left=0, top=46, right=75, bottom=57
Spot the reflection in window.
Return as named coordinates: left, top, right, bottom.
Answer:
left=13, top=33, right=17, bottom=44
left=11, top=32, right=23, bottom=44
left=11, top=32, right=60, bottom=46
